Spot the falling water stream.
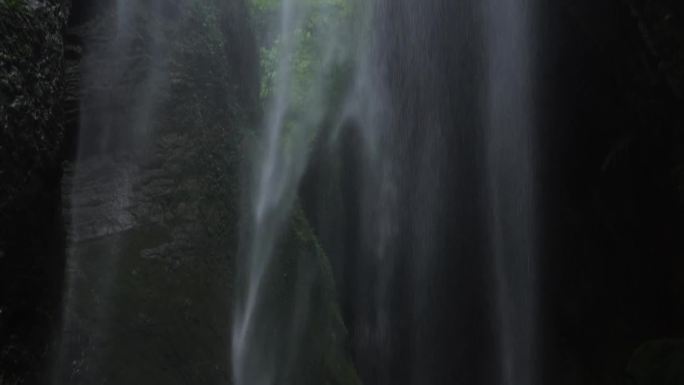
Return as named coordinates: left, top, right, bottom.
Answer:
left=485, top=1, right=535, bottom=383
left=235, top=0, right=536, bottom=385
left=55, top=3, right=168, bottom=384
left=53, top=0, right=536, bottom=383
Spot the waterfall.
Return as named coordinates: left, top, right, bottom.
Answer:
left=54, top=2, right=170, bottom=384
left=53, top=0, right=537, bottom=383
left=235, top=0, right=537, bottom=384
left=484, top=0, right=536, bottom=384
left=231, top=0, right=361, bottom=384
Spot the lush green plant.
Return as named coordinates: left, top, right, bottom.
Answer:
left=249, top=0, right=359, bottom=157
left=243, top=2, right=363, bottom=385
left=254, top=0, right=353, bottom=101
left=1, top=0, right=25, bottom=11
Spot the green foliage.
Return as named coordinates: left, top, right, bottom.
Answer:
left=254, top=0, right=353, bottom=102
left=250, top=0, right=280, bottom=12
left=250, top=0, right=359, bottom=159
left=187, top=0, right=226, bottom=56
left=1, top=0, right=25, bottom=11
left=256, top=206, right=361, bottom=385
left=251, top=0, right=350, bottom=12
left=57, top=2, right=258, bottom=383
left=245, top=2, right=362, bottom=384
left=0, top=0, right=68, bottom=217
left=78, top=0, right=251, bottom=238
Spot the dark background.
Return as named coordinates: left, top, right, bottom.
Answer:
left=538, top=0, right=684, bottom=384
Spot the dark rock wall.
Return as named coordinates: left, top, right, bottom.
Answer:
left=1, top=0, right=259, bottom=383
left=0, top=0, right=71, bottom=223
left=537, top=0, right=684, bottom=384
left=55, top=1, right=259, bottom=384
left=0, top=1, right=71, bottom=383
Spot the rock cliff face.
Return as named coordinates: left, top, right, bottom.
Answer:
left=0, top=0, right=71, bottom=222
left=55, top=1, right=258, bottom=384
left=0, top=2, right=72, bottom=383
left=1, top=0, right=684, bottom=384
left=0, top=0, right=260, bottom=383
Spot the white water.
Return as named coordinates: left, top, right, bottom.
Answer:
left=54, top=2, right=168, bottom=384
left=52, top=0, right=538, bottom=383
left=234, top=0, right=537, bottom=384
left=484, top=0, right=536, bottom=383
left=231, top=1, right=360, bottom=383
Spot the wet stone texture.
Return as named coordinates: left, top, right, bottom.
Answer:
left=53, top=1, right=255, bottom=384
left=58, top=150, right=238, bottom=385
left=0, top=2, right=71, bottom=384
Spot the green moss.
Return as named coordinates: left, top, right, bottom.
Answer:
left=2, top=0, right=25, bottom=11
left=272, top=206, right=362, bottom=385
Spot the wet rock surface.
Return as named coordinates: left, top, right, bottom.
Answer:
left=2, top=0, right=684, bottom=384
left=58, top=149, right=237, bottom=385
left=0, top=0, right=70, bottom=217
left=0, top=2, right=71, bottom=383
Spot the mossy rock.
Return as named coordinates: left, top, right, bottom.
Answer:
left=238, top=206, right=362, bottom=385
